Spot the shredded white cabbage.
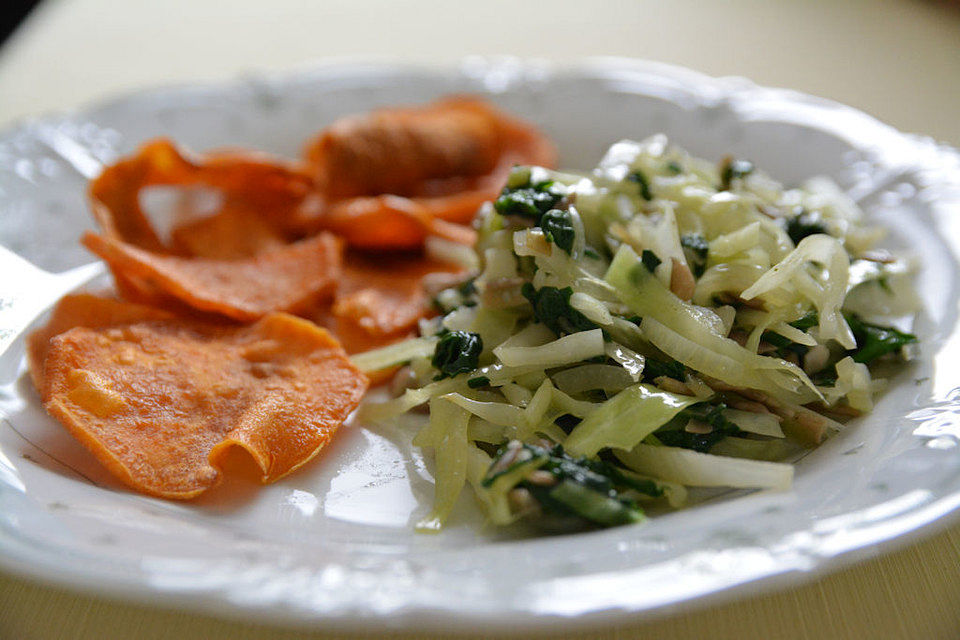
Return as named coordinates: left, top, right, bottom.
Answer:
left=358, top=135, right=917, bottom=532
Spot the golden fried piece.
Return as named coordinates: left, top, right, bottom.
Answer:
left=42, top=308, right=368, bottom=499
left=83, top=232, right=342, bottom=322
left=88, top=138, right=314, bottom=256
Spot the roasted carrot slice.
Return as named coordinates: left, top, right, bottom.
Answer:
left=43, top=310, right=368, bottom=499
left=83, top=231, right=342, bottom=322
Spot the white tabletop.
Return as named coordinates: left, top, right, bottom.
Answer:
left=1, top=0, right=959, bottom=146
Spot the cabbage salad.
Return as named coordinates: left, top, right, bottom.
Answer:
left=354, top=135, right=919, bottom=532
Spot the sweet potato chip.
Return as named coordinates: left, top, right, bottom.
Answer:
left=306, top=97, right=503, bottom=199
left=83, top=232, right=342, bottom=321
left=333, top=251, right=463, bottom=337
left=317, top=194, right=476, bottom=250
left=169, top=205, right=287, bottom=260
left=89, top=138, right=313, bottom=255
left=43, top=312, right=368, bottom=499
left=301, top=96, right=556, bottom=249
left=27, top=294, right=175, bottom=397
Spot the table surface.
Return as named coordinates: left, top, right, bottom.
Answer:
left=1, top=1, right=959, bottom=638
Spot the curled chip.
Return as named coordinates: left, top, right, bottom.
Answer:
left=27, top=293, right=175, bottom=396
left=170, top=205, right=286, bottom=260
left=42, top=309, right=368, bottom=499
left=302, top=96, right=556, bottom=249
left=88, top=138, right=314, bottom=256
left=83, top=231, right=342, bottom=321
left=319, top=194, right=477, bottom=250
left=333, top=252, right=463, bottom=337
left=305, top=97, right=504, bottom=199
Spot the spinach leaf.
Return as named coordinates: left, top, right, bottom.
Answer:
left=845, top=314, right=917, bottom=364
left=641, top=249, right=662, bottom=273
left=642, top=358, right=686, bottom=382
left=786, top=208, right=828, bottom=245
left=493, top=179, right=565, bottom=221
left=431, top=331, right=483, bottom=379
left=540, top=208, right=575, bottom=254
left=521, top=284, right=598, bottom=336
left=761, top=310, right=818, bottom=358
left=484, top=442, right=655, bottom=528
left=680, top=233, right=709, bottom=277
left=467, top=376, right=491, bottom=389
left=655, top=402, right=742, bottom=453
left=627, top=169, right=653, bottom=200
left=719, top=158, right=754, bottom=190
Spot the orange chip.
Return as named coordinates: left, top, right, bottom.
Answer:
left=27, top=294, right=176, bottom=397
left=333, top=251, right=463, bottom=337
left=43, top=311, right=368, bottom=499
left=89, top=138, right=313, bottom=255
left=301, top=96, right=556, bottom=249
left=317, top=194, right=478, bottom=251
left=170, top=205, right=287, bottom=260
left=305, top=97, right=504, bottom=199
left=309, top=307, right=413, bottom=387
left=83, top=231, right=342, bottom=321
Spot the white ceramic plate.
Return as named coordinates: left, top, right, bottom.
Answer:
left=1, top=58, right=959, bottom=633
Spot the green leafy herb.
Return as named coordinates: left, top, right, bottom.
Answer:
left=845, top=314, right=917, bottom=364
left=786, top=208, right=828, bottom=245
left=431, top=330, right=483, bottom=379
left=584, top=247, right=601, bottom=260
left=680, top=233, right=709, bottom=277
left=643, top=358, right=686, bottom=382
left=655, top=402, right=742, bottom=453
left=641, top=249, right=662, bottom=273
left=540, top=208, right=576, bottom=254
left=665, top=160, right=683, bottom=175
left=811, top=367, right=838, bottom=386
left=458, top=278, right=477, bottom=297
left=467, top=376, right=491, bottom=389
left=719, top=158, right=754, bottom=190
left=493, top=179, right=565, bottom=221
left=627, top=169, right=653, bottom=200
left=789, top=310, right=819, bottom=331
left=762, top=310, right=818, bottom=358
left=521, top=284, right=599, bottom=336
left=483, top=442, right=656, bottom=528
left=554, top=413, right=583, bottom=433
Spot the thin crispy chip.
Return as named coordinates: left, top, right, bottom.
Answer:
left=43, top=312, right=368, bottom=499
left=302, top=96, right=556, bottom=249
left=83, top=231, right=342, bottom=321
left=305, top=97, right=503, bottom=199
left=170, top=205, right=287, bottom=260
left=333, top=252, right=463, bottom=337
left=318, top=194, right=478, bottom=250
left=89, top=138, right=313, bottom=255
left=309, top=308, right=413, bottom=387
left=27, top=294, right=175, bottom=397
